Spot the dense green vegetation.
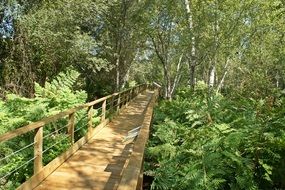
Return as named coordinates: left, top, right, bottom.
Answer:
left=146, top=82, right=285, bottom=190
left=0, top=69, right=100, bottom=189
left=1, top=0, right=285, bottom=189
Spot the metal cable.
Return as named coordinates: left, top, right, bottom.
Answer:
left=43, top=124, right=69, bottom=140
left=0, top=156, right=36, bottom=181
left=76, top=114, right=87, bottom=123
left=43, top=113, right=87, bottom=139
left=0, top=142, right=36, bottom=163
left=42, top=135, right=70, bottom=154
left=74, top=124, right=87, bottom=133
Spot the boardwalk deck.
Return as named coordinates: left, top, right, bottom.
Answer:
left=33, top=91, right=154, bottom=190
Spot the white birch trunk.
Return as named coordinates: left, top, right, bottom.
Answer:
left=185, top=0, right=196, bottom=88
left=122, top=64, right=130, bottom=89
left=216, top=58, right=230, bottom=93
left=170, top=53, right=184, bottom=97
left=115, top=56, right=120, bottom=91
left=209, top=65, right=216, bottom=87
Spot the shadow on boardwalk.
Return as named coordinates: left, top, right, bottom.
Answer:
left=33, top=91, right=154, bottom=190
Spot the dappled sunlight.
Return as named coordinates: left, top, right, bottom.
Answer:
left=33, top=91, right=155, bottom=190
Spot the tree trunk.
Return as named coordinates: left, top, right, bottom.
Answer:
left=209, top=3, right=219, bottom=92
left=185, top=0, right=197, bottom=89
left=115, top=56, right=120, bottom=91
left=163, top=63, right=172, bottom=100
left=170, top=53, right=184, bottom=97
left=189, top=64, right=196, bottom=89
left=122, top=65, right=130, bottom=89
left=216, top=59, right=230, bottom=94
left=209, top=64, right=216, bottom=88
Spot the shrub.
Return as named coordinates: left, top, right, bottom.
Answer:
left=146, top=88, right=285, bottom=190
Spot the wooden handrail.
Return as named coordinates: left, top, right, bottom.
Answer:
left=0, top=105, right=85, bottom=142
left=0, top=84, right=148, bottom=190
left=118, top=88, right=159, bottom=190
left=0, top=84, right=147, bottom=143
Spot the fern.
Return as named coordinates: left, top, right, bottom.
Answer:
left=146, top=87, right=285, bottom=189
left=35, top=68, right=86, bottom=113
left=0, top=69, right=88, bottom=189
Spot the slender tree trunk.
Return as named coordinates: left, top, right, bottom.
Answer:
left=185, top=0, right=196, bottom=89
left=276, top=72, right=280, bottom=88
left=122, top=64, right=130, bottom=89
left=209, top=64, right=216, bottom=88
left=209, top=2, right=219, bottom=92
left=150, top=34, right=173, bottom=100
left=189, top=64, right=196, bottom=88
left=170, top=53, right=184, bottom=97
left=163, top=63, right=171, bottom=99
left=216, top=58, right=230, bottom=93
left=115, top=56, right=120, bottom=91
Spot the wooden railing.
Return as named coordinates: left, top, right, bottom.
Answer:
left=118, top=89, right=159, bottom=190
left=0, top=84, right=148, bottom=190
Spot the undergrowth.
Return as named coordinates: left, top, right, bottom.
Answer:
left=0, top=69, right=97, bottom=189
left=145, top=82, right=285, bottom=190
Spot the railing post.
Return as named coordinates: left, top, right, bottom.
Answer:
left=130, top=89, right=133, bottom=101
left=136, top=86, right=138, bottom=96
left=34, top=126, right=43, bottom=174
left=87, top=106, right=93, bottom=135
left=129, top=89, right=133, bottom=101
left=110, top=95, right=115, bottom=115
left=117, top=94, right=121, bottom=112
left=68, top=113, right=75, bottom=144
left=137, top=156, right=144, bottom=190
left=125, top=91, right=130, bottom=106
left=122, top=92, right=126, bottom=108
left=131, top=88, right=134, bottom=100
left=101, top=99, right=106, bottom=122
left=124, top=92, right=128, bottom=106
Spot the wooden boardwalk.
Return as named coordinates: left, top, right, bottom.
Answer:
left=32, top=91, right=155, bottom=190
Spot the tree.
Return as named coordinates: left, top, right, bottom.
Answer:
left=138, top=0, right=188, bottom=99
left=0, top=0, right=110, bottom=97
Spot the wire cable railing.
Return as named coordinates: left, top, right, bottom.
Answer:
left=0, top=84, right=149, bottom=190
left=0, top=156, right=36, bottom=182
left=0, top=141, right=36, bottom=164
left=42, top=124, right=69, bottom=140
left=42, top=135, right=70, bottom=155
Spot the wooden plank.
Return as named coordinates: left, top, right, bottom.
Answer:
left=68, top=113, right=75, bottom=144
left=13, top=86, right=151, bottom=190
left=117, top=94, right=121, bottom=112
left=117, top=90, right=157, bottom=190
left=89, top=119, right=110, bottom=139
left=18, top=135, right=89, bottom=190
left=17, top=118, right=110, bottom=190
left=34, top=172, right=119, bottom=190
left=101, top=100, right=106, bottom=122
left=136, top=155, right=144, bottom=190
left=19, top=90, right=154, bottom=190
left=126, top=90, right=131, bottom=106
left=34, top=127, right=43, bottom=174
left=110, top=95, right=115, bottom=115
left=87, top=105, right=93, bottom=136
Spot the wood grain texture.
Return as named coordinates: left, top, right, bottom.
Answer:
left=20, top=90, right=155, bottom=190
left=34, top=127, right=43, bottom=174
left=117, top=90, right=158, bottom=190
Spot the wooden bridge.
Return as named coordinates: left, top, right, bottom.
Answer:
left=0, top=84, right=159, bottom=190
